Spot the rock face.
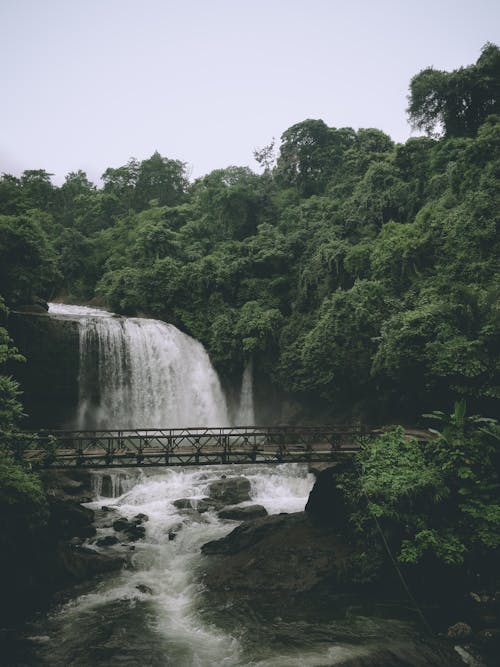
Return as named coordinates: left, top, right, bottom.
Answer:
left=41, top=469, right=93, bottom=503
left=305, top=461, right=354, bottom=526
left=112, top=516, right=147, bottom=542
left=208, top=476, right=251, bottom=505
left=217, top=505, right=268, bottom=521
left=201, top=512, right=352, bottom=594
left=7, top=311, right=80, bottom=429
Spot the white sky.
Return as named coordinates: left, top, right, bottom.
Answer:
left=1, top=0, right=499, bottom=185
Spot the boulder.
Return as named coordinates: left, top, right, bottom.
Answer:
left=136, top=584, right=153, bottom=595
left=446, top=622, right=472, bottom=639
left=96, top=535, right=120, bottom=547
left=41, top=469, right=93, bottom=502
left=305, top=461, right=354, bottom=526
left=208, top=476, right=251, bottom=505
left=112, top=517, right=146, bottom=541
left=56, top=544, right=125, bottom=580
left=218, top=505, right=268, bottom=521
left=196, top=498, right=221, bottom=513
left=48, top=497, right=96, bottom=539
left=201, top=512, right=353, bottom=594
left=173, top=498, right=194, bottom=510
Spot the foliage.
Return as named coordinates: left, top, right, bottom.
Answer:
left=0, top=299, right=48, bottom=542
left=350, top=406, right=500, bottom=571
left=0, top=45, right=498, bottom=421
left=408, top=43, right=500, bottom=138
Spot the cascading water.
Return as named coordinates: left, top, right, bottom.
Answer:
left=235, top=359, right=255, bottom=426
left=11, top=305, right=464, bottom=666
left=48, top=304, right=229, bottom=429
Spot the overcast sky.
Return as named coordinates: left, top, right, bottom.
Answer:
left=1, top=0, right=498, bottom=185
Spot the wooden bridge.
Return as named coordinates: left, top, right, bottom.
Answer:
left=4, top=426, right=382, bottom=469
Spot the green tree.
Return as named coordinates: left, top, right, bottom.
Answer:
left=408, top=42, right=500, bottom=137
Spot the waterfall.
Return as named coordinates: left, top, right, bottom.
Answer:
left=235, top=358, right=255, bottom=425
left=48, top=304, right=229, bottom=429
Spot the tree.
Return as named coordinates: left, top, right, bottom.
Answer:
left=0, top=213, right=57, bottom=306
left=408, top=42, right=500, bottom=138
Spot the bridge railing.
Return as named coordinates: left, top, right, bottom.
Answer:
left=1, top=426, right=381, bottom=468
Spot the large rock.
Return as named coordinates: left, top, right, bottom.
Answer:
left=41, top=470, right=93, bottom=502
left=201, top=512, right=355, bottom=594
left=208, top=476, right=251, bottom=506
left=112, top=516, right=146, bottom=541
left=56, top=544, right=125, bottom=580
left=305, top=460, right=354, bottom=526
left=217, top=505, right=268, bottom=521
left=47, top=497, right=96, bottom=539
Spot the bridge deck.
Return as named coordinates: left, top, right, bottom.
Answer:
left=4, top=426, right=380, bottom=468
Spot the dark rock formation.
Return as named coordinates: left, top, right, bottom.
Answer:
left=201, top=512, right=354, bottom=594
left=217, top=504, right=268, bottom=521
left=41, top=469, right=93, bottom=503
left=6, top=311, right=80, bottom=429
left=305, top=460, right=355, bottom=526
left=173, top=498, right=194, bottom=509
left=208, top=476, right=251, bottom=505
left=54, top=545, right=125, bottom=581
left=112, top=516, right=146, bottom=542
left=48, top=497, right=96, bottom=539
left=96, top=535, right=120, bottom=547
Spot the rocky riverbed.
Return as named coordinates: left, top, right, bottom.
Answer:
left=1, top=464, right=498, bottom=666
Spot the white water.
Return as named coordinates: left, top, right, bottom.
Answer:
left=48, top=303, right=230, bottom=429
left=33, top=464, right=315, bottom=666
left=235, top=359, right=255, bottom=426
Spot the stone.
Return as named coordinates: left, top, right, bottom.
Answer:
left=96, top=535, right=120, bottom=547
left=208, top=477, right=251, bottom=505
left=112, top=518, right=146, bottom=541
left=133, top=513, right=149, bottom=523
left=125, top=525, right=146, bottom=541
left=56, top=544, right=125, bottom=581
left=136, top=584, right=153, bottom=595
left=201, top=512, right=351, bottom=595
left=173, top=498, right=194, bottom=509
left=48, top=497, right=96, bottom=539
left=218, top=505, right=268, bottom=521
left=446, top=622, right=473, bottom=639
left=305, top=461, right=354, bottom=526
left=196, top=499, right=221, bottom=513
left=112, top=518, right=132, bottom=532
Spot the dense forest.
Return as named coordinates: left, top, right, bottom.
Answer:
left=1, top=45, right=499, bottom=598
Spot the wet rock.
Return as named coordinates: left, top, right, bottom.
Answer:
left=208, top=476, right=251, bottom=505
left=68, top=536, right=85, bottom=548
left=101, top=505, right=117, bottom=512
left=96, top=535, right=120, bottom=547
left=56, top=544, right=125, bottom=580
left=101, top=474, right=121, bottom=498
left=112, top=518, right=146, bottom=541
left=201, top=512, right=353, bottom=594
left=218, top=505, right=268, bottom=521
left=475, top=628, right=500, bottom=656
left=125, top=525, right=146, bottom=541
left=196, top=498, right=221, bottom=513
left=447, top=622, right=472, bottom=639
left=305, top=461, right=354, bottom=526
left=168, top=532, right=177, bottom=541
left=133, top=513, right=149, bottom=523
left=112, top=518, right=132, bottom=532
left=173, top=498, right=194, bottom=509
left=48, top=497, right=96, bottom=539
left=41, top=470, right=93, bottom=502
left=136, top=584, right=153, bottom=595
